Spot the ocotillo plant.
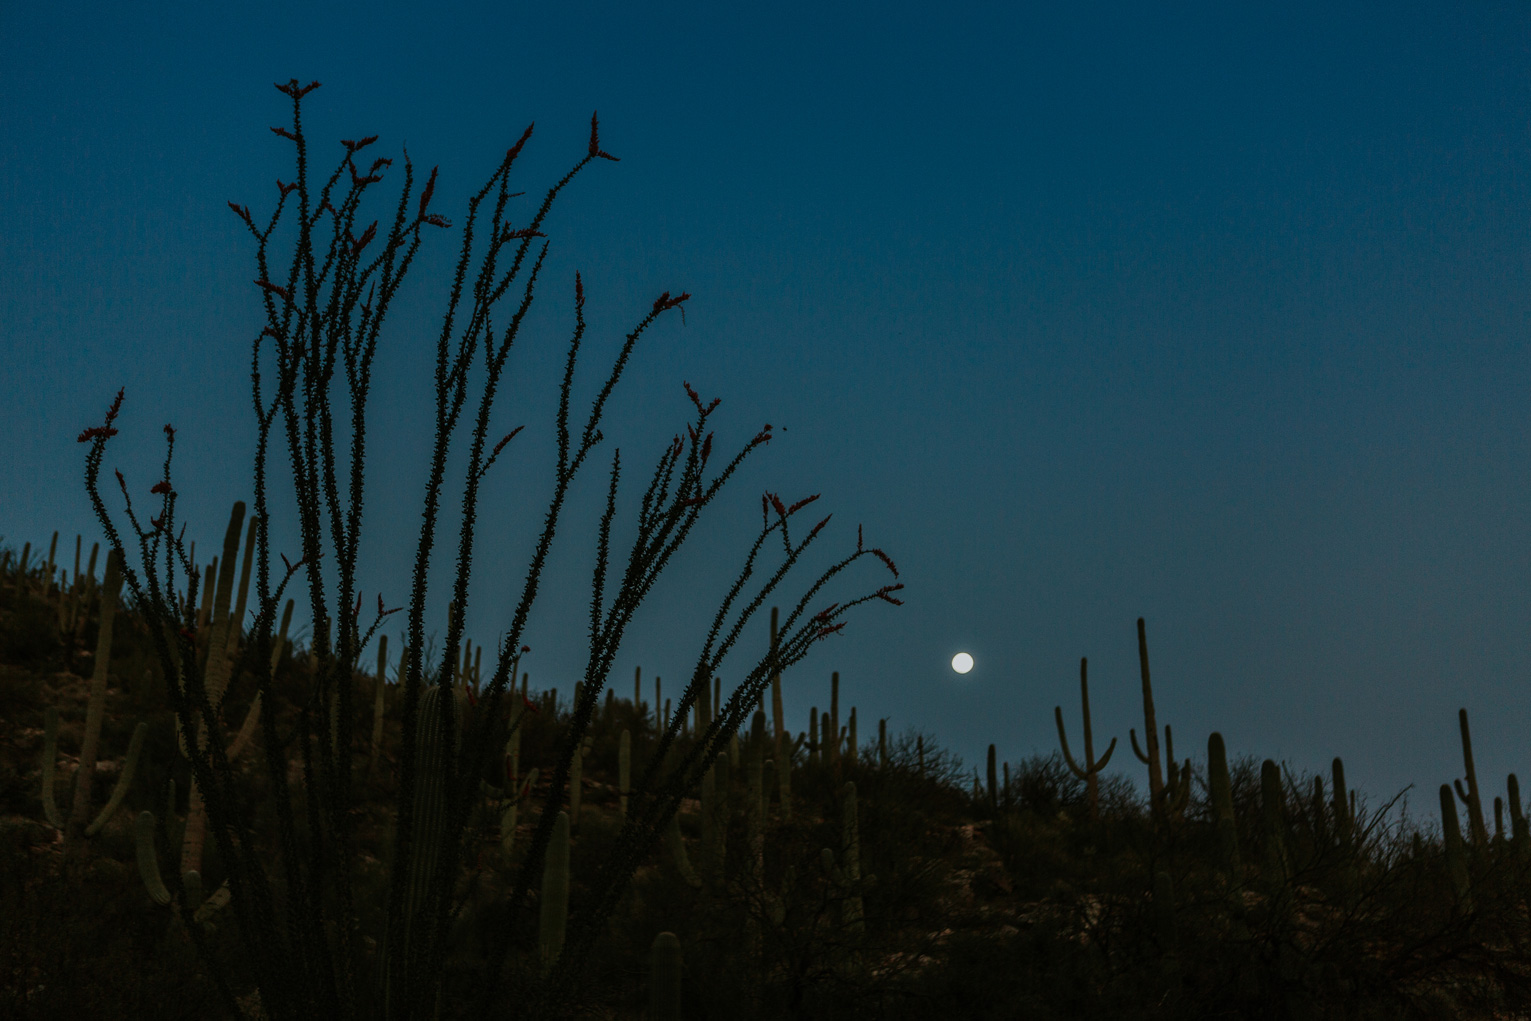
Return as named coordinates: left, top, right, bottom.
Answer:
left=1055, top=655, right=1117, bottom=824
left=77, top=81, right=902, bottom=1021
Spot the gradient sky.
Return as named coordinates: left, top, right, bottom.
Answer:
left=4, top=2, right=1528, bottom=836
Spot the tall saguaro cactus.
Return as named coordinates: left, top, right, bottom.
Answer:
left=1128, top=618, right=1189, bottom=828
left=1440, top=784, right=1473, bottom=914
left=180, top=501, right=254, bottom=879
left=63, top=548, right=148, bottom=845
left=1454, top=708, right=1489, bottom=849
left=1207, top=732, right=1241, bottom=882
left=1055, top=656, right=1117, bottom=824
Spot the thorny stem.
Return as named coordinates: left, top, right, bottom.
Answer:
left=79, top=82, right=901, bottom=1021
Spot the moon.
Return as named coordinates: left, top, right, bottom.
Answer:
left=951, top=652, right=974, bottom=674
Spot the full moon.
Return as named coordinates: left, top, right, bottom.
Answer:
left=951, top=652, right=974, bottom=674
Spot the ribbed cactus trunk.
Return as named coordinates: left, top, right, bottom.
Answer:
left=1207, top=733, right=1241, bottom=881
left=181, top=501, right=248, bottom=880
left=1440, top=783, right=1473, bottom=915
left=381, top=684, right=462, bottom=1018
left=1455, top=708, right=1489, bottom=849
left=1260, top=759, right=1291, bottom=905
left=829, top=671, right=840, bottom=774
left=540, top=810, right=571, bottom=975
left=1056, top=657, right=1117, bottom=825
left=1133, top=618, right=1165, bottom=825
left=65, top=547, right=123, bottom=845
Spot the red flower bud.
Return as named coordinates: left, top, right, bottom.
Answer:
left=350, top=221, right=378, bottom=255
left=587, top=111, right=619, bottom=162
left=270, top=126, right=297, bottom=141
left=277, top=179, right=298, bottom=198
left=521, top=645, right=530, bottom=653
left=228, top=202, right=253, bottom=227
left=256, top=279, right=291, bottom=301
left=507, top=122, right=534, bottom=164
left=489, top=426, right=525, bottom=461
left=870, top=548, right=898, bottom=578
left=651, top=291, right=690, bottom=316
left=418, top=166, right=438, bottom=219
left=770, top=493, right=786, bottom=518
left=786, top=494, right=819, bottom=515
left=151, top=481, right=172, bottom=495
left=275, top=79, right=321, bottom=99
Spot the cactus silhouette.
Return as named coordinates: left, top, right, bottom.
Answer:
left=1207, top=732, right=1242, bottom=882
left=1055, top=656, right=1118, bottom=824
left=1128, top=618, right=1189, bottom=828
left=1439, top=783, right=1473, bottom=915
left=1453, top=708, right=1489, bottom=849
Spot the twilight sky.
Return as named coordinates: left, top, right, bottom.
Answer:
left=4, top=2, right=1528, bottom=835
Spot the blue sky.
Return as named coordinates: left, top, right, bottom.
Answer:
left=4, top=2, right=1528, bottom=832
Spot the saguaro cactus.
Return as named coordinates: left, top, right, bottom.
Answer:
left=180, top=501, right=251, bottom=879
left=381, top=684, right=465, bottom=1012
left=986, top=744, right=998, bottom=813
left=53, top=548, right=149, bottom=845
left=1128, top=617, right=1189, bottom=828
left=1508, top=774, right=1529, bottom=864
left=829, top=671, right=841, bottom=771
left=540, top=810, right=571, bottom=974
left=1207, top=733, right=1241, bottom=881
left=1055, top=656, right=1118, bottom=824
left=619, top=728, right=631, bottom=818
left=1260, top=759, right=1292, bottom=897
left=775, top=726, right=793, bottom=823
left=828, top=781, right=866, bottom=940
left=1439, top=784, right=1473, bottom=914
left=1454, top=708, right=1489, bottom=849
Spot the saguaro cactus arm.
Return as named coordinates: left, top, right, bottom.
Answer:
left=1055, top=657, right=1117, bottom=824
